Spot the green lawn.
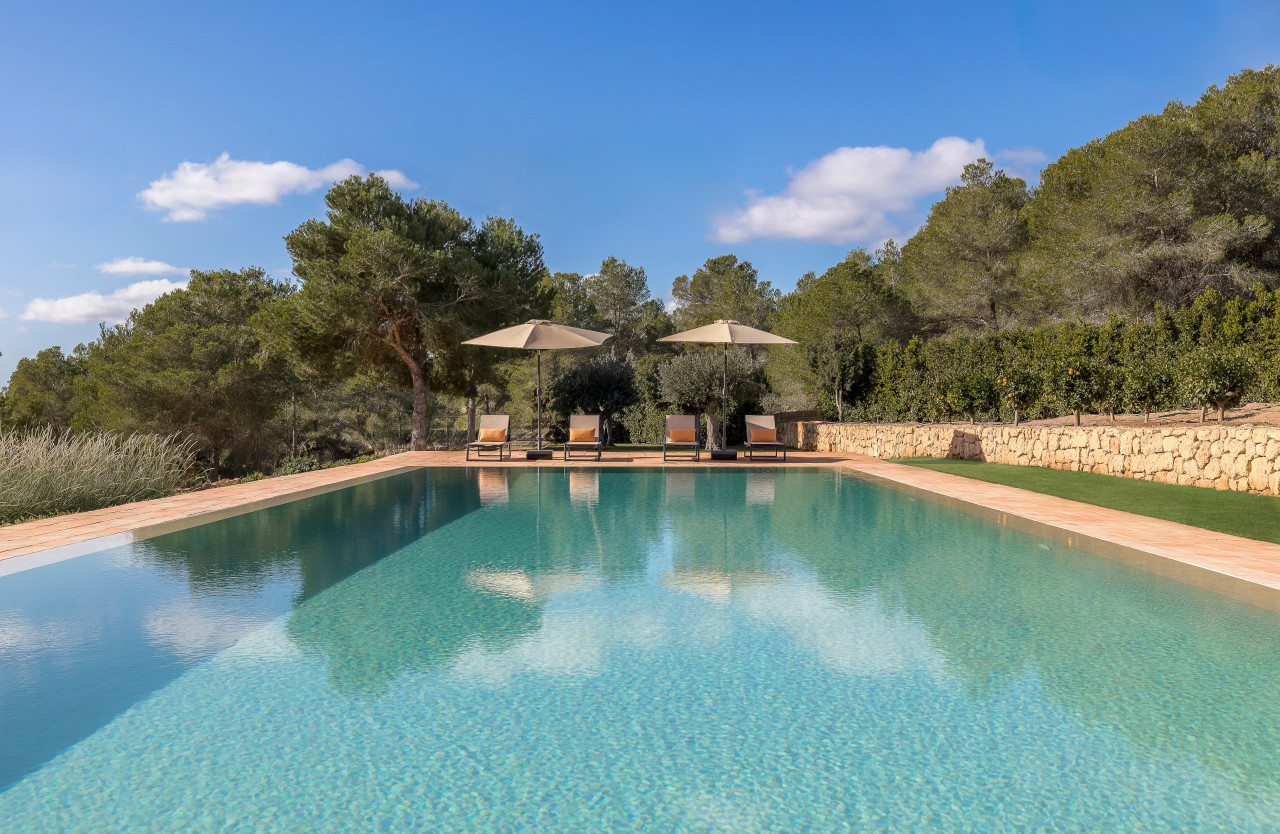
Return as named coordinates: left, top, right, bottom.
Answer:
left=889, top=457, right=1280, bottom=544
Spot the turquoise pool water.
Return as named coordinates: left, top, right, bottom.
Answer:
left=3, top=467, right=1280, bottom=830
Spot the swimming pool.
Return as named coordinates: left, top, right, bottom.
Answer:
left=2, top=466, right=1279, bottom=830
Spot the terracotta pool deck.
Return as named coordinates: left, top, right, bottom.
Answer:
left=4, top=448, right=1280, bottom=610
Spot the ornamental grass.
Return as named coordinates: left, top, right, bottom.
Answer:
left=0, top=428, right=196, bottom=525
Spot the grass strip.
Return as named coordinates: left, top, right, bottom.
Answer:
left=889, top=457, right=1280, bottom=545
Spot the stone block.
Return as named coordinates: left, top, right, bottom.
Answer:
left=1249, top=458, right=1269, bottom=491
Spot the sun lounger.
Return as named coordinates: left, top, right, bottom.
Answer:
left=466, top=414, right=512, bottom=461
left=663, top=414, right=700, bottom=461
left=564, top=414, right=603, bottom=461
left=745, top=414, right=786, bottom=461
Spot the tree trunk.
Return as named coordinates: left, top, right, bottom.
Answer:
left=1218, top=402, right=1227, bottom=423
left=1072, top=408, right=1081, bottom=426
left=210, top=442, right=221, bottom=482
left=466, top=397, right=477, bottom=443
left=1200, top=405, right=1207, bottom=423
left=1144, top=407, right=1150, bottom=423
left=704, top=402, right=720, bottom=450
left=385, top=340, right=430, bottom=451
left=836, top=385, right=843, bottom=422
left=1013, top=407, right=1020, bottom=426
left=409, top=368, right=429, bottom=450
left=290, top=391, right=297, bottom=458
left=1107, top=406, right=1115, bottom=422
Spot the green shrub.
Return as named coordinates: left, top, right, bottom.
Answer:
left=0, top=428, right=195, bottom=525
left=274, top=456, right=322, bottom=476
left=320, top=453, right=379, bottom=469
left=617, top=399, right=667, bottom=445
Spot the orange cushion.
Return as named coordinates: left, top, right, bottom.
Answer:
left=569, top=427, right=596, bottom=443
left=748, top=428, right=777, bottom=443
left=669, top=428, right=696, bottom=443
left=478, top=428, right=506, bottom=442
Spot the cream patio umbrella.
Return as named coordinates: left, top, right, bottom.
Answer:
left=658, top=320, right=797, bottom=455
left=463, top=320, right=612, bottom=458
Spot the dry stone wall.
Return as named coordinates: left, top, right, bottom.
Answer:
left=778, top=420, right=1280, bottom=496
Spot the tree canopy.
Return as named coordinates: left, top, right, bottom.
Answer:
left=670, top=254, right=779, bottom=330
left=80, top=267, right=290, bottom=478
left=275, top=174, right=547, bottom=449
left=0, top=346, right=84, bottom=433
left=900, top=160, right=1032, bottom=329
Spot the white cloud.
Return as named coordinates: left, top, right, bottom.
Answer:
left=138, top=153, right=420, bottom=221
left=712, top=137, right=990, bottom=245
left=21, top=279, right=187, bottom=324
left=143, top=602, right=269, bottom=661
left=995, top=147, right=1051, bottom=180
left=96, top=256, right=189, bottom=276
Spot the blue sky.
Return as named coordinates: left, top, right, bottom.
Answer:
left=1, top=0, right=1277, bottom=380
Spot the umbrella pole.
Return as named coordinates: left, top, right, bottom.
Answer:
left=536, top=350, right=543, bottom=451
left=722, top=343, right=728, bottom=451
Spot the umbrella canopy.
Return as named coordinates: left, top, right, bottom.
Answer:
left=657, top=319, right=797, bottom=347
left=463, top=320, right=612, bottom=450
left=463, top=319, right=612, bottom=351
left=658, top=320, right=797, bottom=451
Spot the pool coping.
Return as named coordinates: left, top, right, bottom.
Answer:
left=2, top=449, right=1280, bottom=611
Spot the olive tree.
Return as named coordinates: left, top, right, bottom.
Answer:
left=658, top=349, right=762, bottom=450
left=549, top=356, right=639, bottom=445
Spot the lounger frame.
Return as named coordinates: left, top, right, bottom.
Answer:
left=744, top=414, right=787, bottom=461
left=564, top=414, right=604, bottom=461
left=663, top=414, right=701, bottom=461
left=466, top=414, right=512, bottom=461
